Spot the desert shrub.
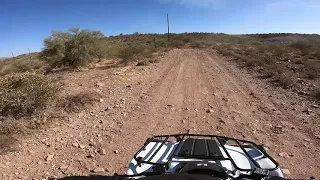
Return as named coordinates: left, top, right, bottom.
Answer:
left=0, top=72, right=59, bottom=118
left=170, top=39, right=185, bottom=48
left=57, top=91, right=102, bottom=112
left=290, top=42, right=312, bottom=55
left=41, top=28, right=104, bottom=67
left=303, top=61, right=320, bottom=79
left=149, top=59, right=159, bottom=64
left=313, top=51, right=320, bottom=60
left=190, top=42, right=203, bottom=48
left=275, top=72, right=295, bottom=89
left=261, top=63, right=286, bottom=79
left=313, top=87, right=320, bottom=101
left=0, top=55, right=49, bottom=76
left=242, top=57, right=260, bottom=68
left=136, top=61, right=150, bottom=66
left=118, top=44, right=144, bottom=62
left=261, top=56, right=273, bottom=65
left=182, top=37, right=191, bottom=43
left=270, top=45, right=286, bottom=57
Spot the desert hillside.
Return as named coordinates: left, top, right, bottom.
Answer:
left=0, top=32, right=319, bottom=179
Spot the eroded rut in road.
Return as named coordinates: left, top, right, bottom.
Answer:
left=0, top=49, right=319, bottom=179
left=109, top=49, right=320, bottom=177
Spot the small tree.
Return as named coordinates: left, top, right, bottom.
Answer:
left=41, top=28, right=105, bottom=67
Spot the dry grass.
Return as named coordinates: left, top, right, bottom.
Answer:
left=0, top=53, right=49, bottom=76
left=0, top=72, right=60, bottom=118
left=2, top=32, right=320, bottom=101
left=314, top=87, right=320, bottom=101
left=213, top=34, right=320, bottom=100
left=275, top=72, right=296, bottom=89
left=57, top=91, right=102, bottom=113
left=0, top=114, right=65, bottom=154
left=136, top=61, right=150, bottom=66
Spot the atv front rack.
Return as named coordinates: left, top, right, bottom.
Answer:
left=133, top=134, right=279, bottom=173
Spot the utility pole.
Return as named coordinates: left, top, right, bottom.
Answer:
left=167, top=13, right=170, bottom=42
left=28, top=48, right=31, bottom=55
left=11, top=52, right=14, bottom=58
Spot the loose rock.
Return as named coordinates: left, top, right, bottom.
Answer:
left=41, top=139, right=50, bottom=147
left=222, top=97, right=230, bottom=102
left=96, top=82, right=104, bottom=87
left=304, top=138, right=311, bottom=142
left=311, top=104, right=319, bottom=108
left=59, top=165, right=68, bottom=170
left=87, top=154, right=95, bottom=158
left=282, top=169, right=290, bottom=175
left=218, top=119, right=225, bottom=124
left=206, top=109, right=214, bottom=113
left=45, top=154, right=54, bottom=161
left=93, top=167, right=105, bottom=173
left=298, top=91, right=308, bottom=96
left=114, top=150, right=119, bottom=154
left=302, top=109, right=312, bottom=115
left=278, top=152, right=289, bottom=158
left=98, top=149, right=106, bottom=155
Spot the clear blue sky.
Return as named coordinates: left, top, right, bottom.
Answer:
left=1, top=0, right=320, bottom=57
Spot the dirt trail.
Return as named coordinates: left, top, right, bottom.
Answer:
left=0, top=49, right=319, bottom=179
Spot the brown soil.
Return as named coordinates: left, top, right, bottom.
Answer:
left=0, top=49, right=319, bottom=179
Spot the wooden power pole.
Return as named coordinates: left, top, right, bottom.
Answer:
left=167, top=13, right=170, bottom=42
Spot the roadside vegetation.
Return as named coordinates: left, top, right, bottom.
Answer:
left=0, top=72, right=59, bottom=118
left=211, top=33, right=320, bottom=101
left=1, top=29, right=320, bottom=153
left=1, top=30, right=320, bottom=118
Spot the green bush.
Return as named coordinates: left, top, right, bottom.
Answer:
left=0, top=72, right=59, bottom=118
left=41, top=28, right=105, bottom=67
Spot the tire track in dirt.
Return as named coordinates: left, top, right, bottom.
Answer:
left=0, top=49, right=319, bottom=179
left=116, top=49, right=319, bottom=177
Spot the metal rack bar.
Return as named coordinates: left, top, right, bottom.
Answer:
left=215, top=137, right=248, bottom=171
left=133, top=134, right=279, bottom=172
left=234, top=139, right=261, bottom=168
left=147, top=136, right=170, bottom=163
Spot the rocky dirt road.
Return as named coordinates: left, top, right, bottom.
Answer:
left=0, top=49, right=319, bottom=179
